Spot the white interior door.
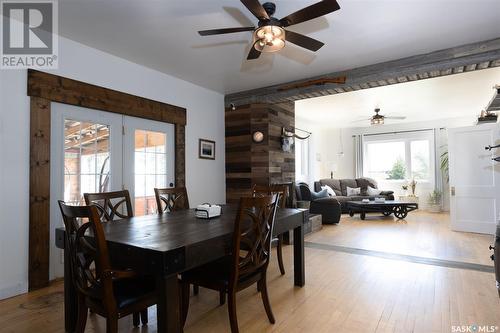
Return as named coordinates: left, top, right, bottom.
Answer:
left=123, top=116, right=175, bottom=216
left=50, top=103, right=123, bottom=278
left=448, top=124, right=500, bottom=235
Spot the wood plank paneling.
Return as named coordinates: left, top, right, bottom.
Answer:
left=29, top=97, right=51, bottom=291
left=175, top=124, right=186, bottom=187
left=225, top=103, right=295, bottom=203
left=28, top=69, right=187, bottom=125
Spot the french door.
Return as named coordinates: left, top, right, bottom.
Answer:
left=123, top=116, right=175, bottom=216
left=50, top=103, right=175, bottom=278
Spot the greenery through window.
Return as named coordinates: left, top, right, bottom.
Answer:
left=363, top=132, right=434, bottom=183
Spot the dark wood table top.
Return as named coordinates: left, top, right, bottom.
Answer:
left=57, top=204, right=307, bottom=333
left=95, top=205, right=305, bottom=253
left=56, top=204, right=307, bottom=275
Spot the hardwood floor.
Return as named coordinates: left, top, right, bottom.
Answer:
left=1, top=211, right=499, bottom=332
left=308, top=211, right=495, bottom=266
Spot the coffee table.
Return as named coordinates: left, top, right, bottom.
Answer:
left=346, top=200, right=418, bottom=220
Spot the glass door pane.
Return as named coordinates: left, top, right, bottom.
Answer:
left=133, top=130, right=168, bottom=216
left=123, top=116, right=175, bottom=216
left=64, top=120, right=111, bottom=205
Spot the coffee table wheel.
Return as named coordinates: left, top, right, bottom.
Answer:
left=382, top=211, right=392, bottom=216
left=349, top=211, right=354, bottom=217
left=393, top=206, right=408, bottom=219
left=360, top=212, right=366, bottom=220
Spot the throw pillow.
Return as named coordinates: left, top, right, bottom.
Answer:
left=321, top=185, right=336, bottom=197
left=346, top=186, right=361, bottom=196
left=311, top=188, right=329, bottom=200
left=366, top=186, right=382, bottom=196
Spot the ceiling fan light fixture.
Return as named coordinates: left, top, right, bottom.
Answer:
left=370, top=116, right=384, bottom=125
left=253, top=25, right=285, bottom=53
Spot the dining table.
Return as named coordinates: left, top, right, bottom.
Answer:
left=55, top=204, right=307, bottom=333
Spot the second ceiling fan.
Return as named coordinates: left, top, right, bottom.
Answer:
left=198, top=0, right=341, bottom=60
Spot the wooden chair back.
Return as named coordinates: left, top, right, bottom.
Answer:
left=154, top=187, right=189, bottom=214
left=84, top=190, right=133, bottom=222
left=231, top=195, right=278, bottom=285
left=57, top=201, right=116, bottom=313
left=252, top=184, right=288, bottom=209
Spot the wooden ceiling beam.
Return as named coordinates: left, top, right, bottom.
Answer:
left=225, top=38, right=500, bottom=107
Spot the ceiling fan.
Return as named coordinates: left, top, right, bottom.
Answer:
left=198, top=0, right=341, bottom=60
left=353, top=108, right=407, bottom=126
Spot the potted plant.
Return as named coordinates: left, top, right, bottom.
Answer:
left=427, top=190, right=442, bottom=213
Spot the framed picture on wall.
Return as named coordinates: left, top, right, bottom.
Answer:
left=199, top=139, right=216, bottom=160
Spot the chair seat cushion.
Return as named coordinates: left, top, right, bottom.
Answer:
left=113, top=275, right=156, bottom=309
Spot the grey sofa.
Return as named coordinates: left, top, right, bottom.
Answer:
left=295, top=182, right=342, bottom=224
left=314, top=178, right=395, bottom=213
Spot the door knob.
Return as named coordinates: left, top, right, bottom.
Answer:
left=491, top=254, right=495, bottom=261
left=169, top=183, right=174, bottom=187
left=490, top=245, right=495, bottom=250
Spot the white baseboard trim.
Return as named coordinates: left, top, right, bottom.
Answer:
left=0, top=282, right=28, bottom=300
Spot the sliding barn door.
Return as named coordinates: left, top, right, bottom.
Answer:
left=448, top=124, right=500, bottom=235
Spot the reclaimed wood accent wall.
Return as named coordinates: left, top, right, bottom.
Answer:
left=225, top=103, right=295, bottom=203
left=27, top=70, right=187, bottom=290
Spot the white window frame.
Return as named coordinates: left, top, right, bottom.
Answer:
left=362, top=130, right=435, bottom=185
left=295, top=138, right=310, bottom=180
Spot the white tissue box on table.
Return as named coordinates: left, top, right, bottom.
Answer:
left=195, top=204, right=222, bottom=219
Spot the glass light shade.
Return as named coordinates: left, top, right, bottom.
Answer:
left=252, top=131, right=264, bottom=143
left=371, top=117, right=384, bottom=125
left=253, top=25, right=285, bottom=53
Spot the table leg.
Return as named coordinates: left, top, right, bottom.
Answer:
left=156, top=274, right=181, bottom=333
left=293, top=224, right=305, bottom=287
left=63, top=242, right=77, bottom=333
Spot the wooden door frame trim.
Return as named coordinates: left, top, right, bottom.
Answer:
left=27, top=69, right=187, bottom=290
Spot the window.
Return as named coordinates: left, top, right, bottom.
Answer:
left=295, top=138, right=309, bottom=179
left=363, top=131, right=434, bottom=183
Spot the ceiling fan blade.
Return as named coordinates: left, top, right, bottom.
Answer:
left=351, top=118, right=371, bottom=123
left=198, top=27, right=255, bottom=36
left=285, top=30, right=324, bottom=51
left=240, top=0, right=269, bottom=20
left=247, top=41, right=262, bottom=60
left=385, top=116, right=407, bottom=120
left=280, top=0, right=340, bottom=27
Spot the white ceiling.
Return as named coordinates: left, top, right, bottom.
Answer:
left=58, top=0, right=500, bottom=94
left=295, top=67, right=500, bottom=128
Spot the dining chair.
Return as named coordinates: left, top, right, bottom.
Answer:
left=154, top=187, right=190, bottom=214
left=57, top=201, right=158, bottom=333
left=153, top=187, right=201, bottom=295
left=252, top=184, right=288, bottom=275
left=180, top=195, right=279, bottom=333
left=83, top=190, right=134, bottom=222
left=83, top=190, right=147, bottom=326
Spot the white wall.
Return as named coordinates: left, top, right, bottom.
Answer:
left=295, top=117, right=354, bottom=186
left=295, top=116, right=476, bottom=209
left=0, top=36, right=225, bottom=299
